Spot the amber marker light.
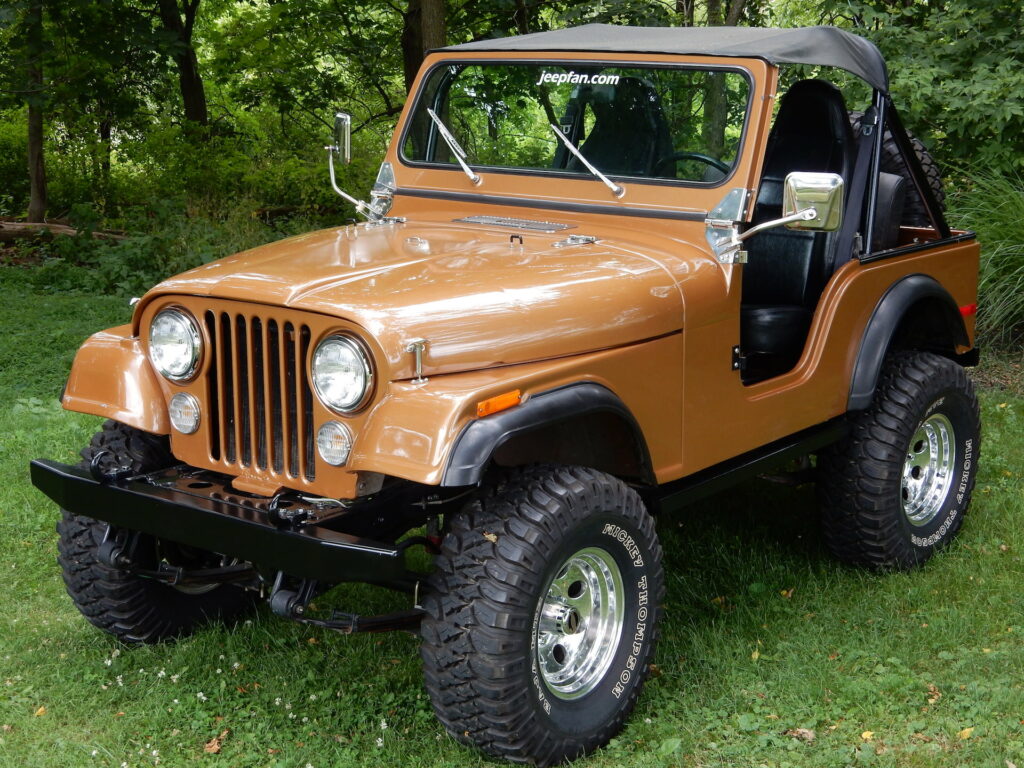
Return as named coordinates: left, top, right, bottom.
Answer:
left=477, top=390, right=522, bottom=418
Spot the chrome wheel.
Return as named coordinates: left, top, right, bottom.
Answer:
left=902, top=412, right=955, bottom=526
left=535, top=546, right=624, bottom=700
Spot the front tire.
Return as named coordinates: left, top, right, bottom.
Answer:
left=818, top=352, right=980, bottom=570
left=57, top=420, right=256, bottom=644
left=419, top=466, right=664, bottom=766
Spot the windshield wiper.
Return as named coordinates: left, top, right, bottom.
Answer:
left=426, top=108, right=481, bottom=186
left=549, top=123, right=624, bottom=198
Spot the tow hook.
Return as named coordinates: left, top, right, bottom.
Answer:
left=88, top=451, right=136, bottom=484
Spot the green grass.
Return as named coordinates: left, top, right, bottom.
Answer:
left=1, top=265, right=1023, bottom=767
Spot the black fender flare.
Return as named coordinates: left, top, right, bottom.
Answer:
left=848, top=274, right=969, bottom=410
left=441, top=382, right=655, bottom=487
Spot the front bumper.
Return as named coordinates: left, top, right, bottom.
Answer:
left=30, top=459, right=413, bottom=587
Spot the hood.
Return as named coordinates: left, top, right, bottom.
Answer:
left=144, top=221, right=693, bottom=379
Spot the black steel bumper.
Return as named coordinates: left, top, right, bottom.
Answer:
left=30, top=459, right=413, bottom=587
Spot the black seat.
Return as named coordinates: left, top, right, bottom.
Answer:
left=567, top=77, right=673, bottom=177
left=740, top=80, right=855, bottom=381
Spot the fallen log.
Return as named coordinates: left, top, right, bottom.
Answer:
left=0, top=221, right=127, bottom=242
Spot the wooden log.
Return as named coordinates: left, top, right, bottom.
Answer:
left=0, top=221, right=126, bottom=242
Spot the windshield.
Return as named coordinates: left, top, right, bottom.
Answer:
left=403, top=61, right=750, bottom=184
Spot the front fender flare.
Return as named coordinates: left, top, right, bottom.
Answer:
left=441, top=382, right=655, bottom=487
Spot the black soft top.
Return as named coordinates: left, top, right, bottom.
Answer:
left=444, top=24, right=889, bottom=94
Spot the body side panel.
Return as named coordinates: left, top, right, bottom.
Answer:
left=680, top=237, right=978, bottom=475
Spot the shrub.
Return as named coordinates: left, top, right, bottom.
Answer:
left=948, top=171, right=1024, bottom=349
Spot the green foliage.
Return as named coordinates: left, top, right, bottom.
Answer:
left=825, top=0, right=1024, bottom=174
left=948, top=171, right=1024, bottom=348
left=18, top=199, right=332, bottom=297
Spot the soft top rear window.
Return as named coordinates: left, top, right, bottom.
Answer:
left=402, top=61, right=750, bottom=185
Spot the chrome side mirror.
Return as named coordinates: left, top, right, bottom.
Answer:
left=331, top=112, right=352, bottom=165
left=325, top=110, right=376, bottom=219
left=783, top=172, right=843, bottom=231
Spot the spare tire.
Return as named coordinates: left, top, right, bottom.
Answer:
left=849, top=111, right=944, bottom=227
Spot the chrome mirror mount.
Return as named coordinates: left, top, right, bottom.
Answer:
left=706, top=173, right=844, bottom=264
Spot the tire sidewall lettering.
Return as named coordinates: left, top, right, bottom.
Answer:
left=905, top=391, right=978, bottom=550
left=528, top=513, right=659, bottom=734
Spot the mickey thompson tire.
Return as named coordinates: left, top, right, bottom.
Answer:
left=420, top=466, right=664, bottom=766
left=57, top=420, right=256, bottom=644
left=818, top=353, right=980, bottom=570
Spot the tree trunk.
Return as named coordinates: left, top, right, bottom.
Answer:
left=26, top=1, right=47, bottom=223
left=99, top=117, right=112, bottom=194
left=420, top=0, right=445, bottom=51
left=155, top=0, right=208, bottom=127
left=701, top=0, right=747, bottom=156
left=401, top=0, right=445, bottom=94
left=676, top=0, right=695, bottom=26
left=401, top=0, right=423, bottom=93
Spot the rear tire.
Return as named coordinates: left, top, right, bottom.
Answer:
left=818, top=353, right=980, bottom=570
left=57, top=420, right=256, bottom=644
left=419, top=465, right=664, bottom=766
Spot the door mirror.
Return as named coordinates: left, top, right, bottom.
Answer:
left=783, top=172, right=843, bottom=231
left=331, top=112, right=352, bottom=165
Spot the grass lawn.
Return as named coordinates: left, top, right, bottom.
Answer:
left=1, top=265, right=1022, bottom=768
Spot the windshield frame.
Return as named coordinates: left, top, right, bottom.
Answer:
left=397, top=57, right=756, bottom=191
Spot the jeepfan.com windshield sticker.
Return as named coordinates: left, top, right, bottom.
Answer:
left=535, top=71, right=621, bottom=86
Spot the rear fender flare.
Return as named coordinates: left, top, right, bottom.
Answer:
left=848, top=274, right=969, bottom=411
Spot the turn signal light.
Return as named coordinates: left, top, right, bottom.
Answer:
left=476, top=389, right=522, bottom=418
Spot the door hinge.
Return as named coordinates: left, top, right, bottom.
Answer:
left=731, top=345, right=746, bottom=372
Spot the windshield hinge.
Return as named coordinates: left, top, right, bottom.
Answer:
left=552, top=234, right=598, bottom=248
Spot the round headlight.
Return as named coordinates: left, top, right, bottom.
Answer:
left=311, top=335, right=372, bottom=413
left=317, top=421, right=353, bottom=466
left=149, top=309, right=201, bottom=382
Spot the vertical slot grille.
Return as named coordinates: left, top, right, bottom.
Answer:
left=205, top=311, right=315, bottom=481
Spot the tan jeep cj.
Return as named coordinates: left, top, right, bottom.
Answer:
left=32, top=24, right=980, bottom=766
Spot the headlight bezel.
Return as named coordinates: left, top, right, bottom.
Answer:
left=311, top=333, right=374, bottom=414
left=148, top=307, right=202, bottom=383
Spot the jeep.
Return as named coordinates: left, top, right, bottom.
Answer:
left=31, top=24, right=981, bottom=766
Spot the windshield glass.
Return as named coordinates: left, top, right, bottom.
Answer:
left=403, top=61, right=750, bottom=184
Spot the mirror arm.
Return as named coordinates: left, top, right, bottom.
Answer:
left=326, top=147, right=376, bottom=220
left=710, top=207, right=818, bottom=264
left=735, top=207, right=817, bottom=243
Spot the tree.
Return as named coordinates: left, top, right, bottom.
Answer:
left=402, top=0, right=447, bottom=93
left=25, top=1, right=46, bottom=222
left=154, top=0, right=208, bottom=126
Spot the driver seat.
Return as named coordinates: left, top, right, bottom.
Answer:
left=740, top=79, right=855, bottom=381
left=567, top=77, right=673, bottom=177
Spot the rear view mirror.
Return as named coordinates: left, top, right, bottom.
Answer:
left=783, top=172, right=844, bottom=231
left=332, top=112, right=352, bottom=165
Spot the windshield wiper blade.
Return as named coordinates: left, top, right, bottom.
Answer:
left=549, top=123, right=624, bottom=199
left=426, top=108, right=481, bottom=186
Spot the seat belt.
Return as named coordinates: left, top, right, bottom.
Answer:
left=829, top=106, right=878, bottom=276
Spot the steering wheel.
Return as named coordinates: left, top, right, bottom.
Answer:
left=653, top=151, right=730, bottom=178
